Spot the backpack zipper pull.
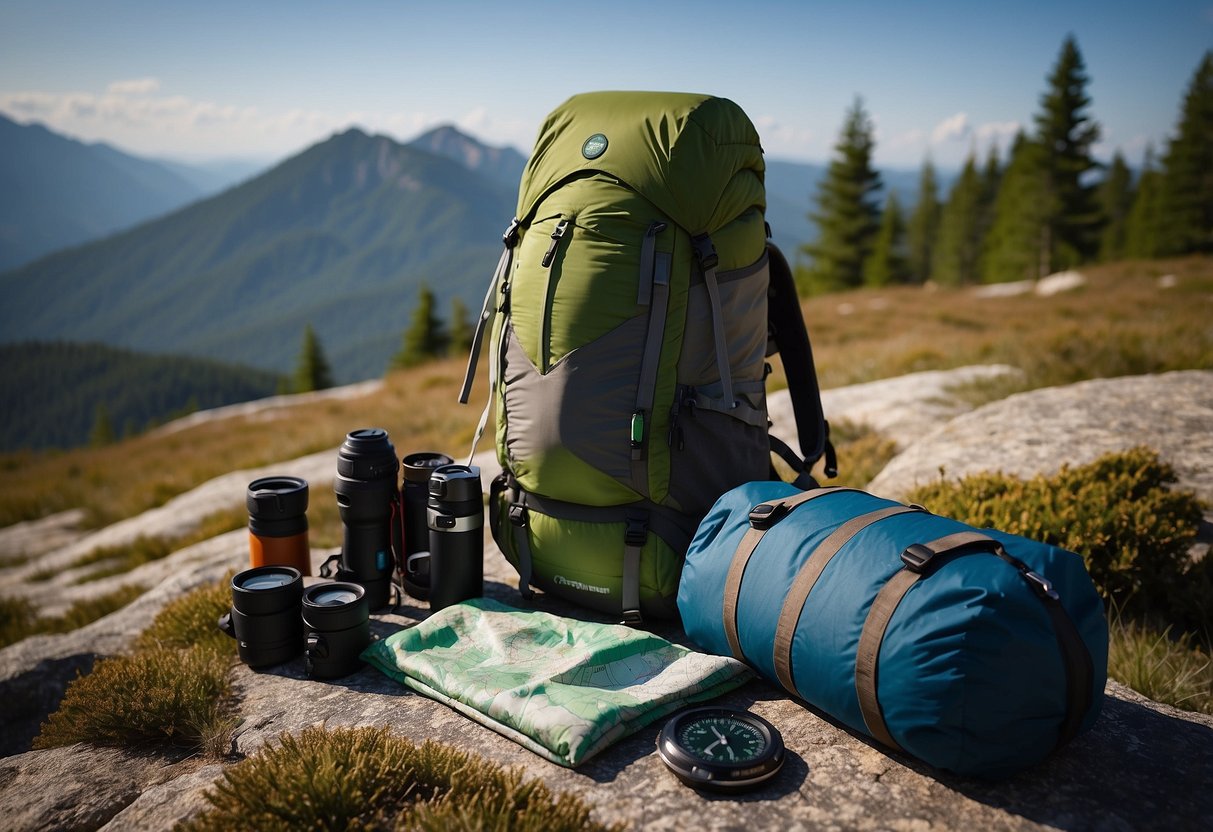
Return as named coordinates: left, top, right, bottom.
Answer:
left=541, top=218, right=571, bottom=268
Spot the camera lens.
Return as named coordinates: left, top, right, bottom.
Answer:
left=427, top=464, right=484, bottom=611
left=220, top=565, right=304, bottom=668
left=400, top=452, right=453, bottom=600
left=333, top=429, right=400, bottom=610
left=302, top=581, right=370, bottom=679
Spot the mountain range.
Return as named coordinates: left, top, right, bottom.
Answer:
left=0, top=114, right=265, bottom=272
left=0, top=117, right=943, bottom=384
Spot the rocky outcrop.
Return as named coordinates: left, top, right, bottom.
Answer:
left=3, top=369, right=1212, bottom=830
left=868, top=370, right=1213, bottom=510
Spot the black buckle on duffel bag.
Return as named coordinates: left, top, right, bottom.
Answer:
left=900, top=543, right=936, bottom=573
left=748, top=501, right=789, bottom=530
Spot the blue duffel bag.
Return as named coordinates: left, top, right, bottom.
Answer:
left=678, top=482, right=1108, bottom=779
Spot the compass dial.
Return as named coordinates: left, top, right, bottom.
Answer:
left=678, top=715, right=766, bottom=763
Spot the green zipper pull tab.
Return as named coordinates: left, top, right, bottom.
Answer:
left=541, top=218, right=571, bottom=268
left=630, top=410, right=645, bottom=458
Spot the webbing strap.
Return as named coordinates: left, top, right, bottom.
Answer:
left=630, top=236, right=671, bottom=497
left=459, top=221, right=517, bottom=406
left=693, top=234, right=734, bottom=411
left=773, top=504, right=921, bottom=695
left=621, top=513, right=648, bottom=625
left=463, top=229, right=517, bottom=464
left=721, top=487, right=866, bottom=662
left=507, top=496, right=535, bottom=602
left=854, top=530, right=1095, bottom=754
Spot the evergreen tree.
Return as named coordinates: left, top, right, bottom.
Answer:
left=935, top=154, right=985, bottom=285
left=800, top=97, right=883, bottom=293
left=983, top=132, right=1051, bottom=282
left=905, top=158, right=941, bottom=283
left=393, top=284, right=448, bottom=368
left=1096, top=151, right=1134, bottom=262
left=1033, top=34, right=1102, bottom=268
left=975, top=145, right=1003, bottom=278
left=1125, top=146, right=1163, bottom=259
left=863, top=191, right=908, bottom=286
left=89, top=402, right=115, bottom=447
left=1156, top=51, right=1213, bottom=255
left=448, top=296, right=474, bottom=357
left=292, top=324, right=334, bottom=393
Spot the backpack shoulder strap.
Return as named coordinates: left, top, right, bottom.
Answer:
left=766, top=241, right=837, bottom=479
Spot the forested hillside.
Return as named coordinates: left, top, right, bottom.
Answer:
left=0, top=342, right=282, bottom=451
left=798, top=40, right=1213, bottom=292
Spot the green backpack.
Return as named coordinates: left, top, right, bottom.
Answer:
left=460, top=91, right=834, bottom=621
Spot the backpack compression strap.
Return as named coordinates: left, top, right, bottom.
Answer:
left=766, top=242, right=836, bottom=478
left=459, top=218, right=520, bottom=462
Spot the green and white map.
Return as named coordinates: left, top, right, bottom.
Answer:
left=361, top=597, right=752, bottom=766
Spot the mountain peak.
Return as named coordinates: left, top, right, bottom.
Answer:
left=408, top=125, right=526, bottom=188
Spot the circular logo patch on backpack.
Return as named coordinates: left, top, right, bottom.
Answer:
left=581, top=133, right=608, bottom=159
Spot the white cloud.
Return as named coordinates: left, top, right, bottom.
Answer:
left=106, top=77, right=161, bottom=96
left=930, top=112, right=970, bottom=144
left=753, top=114, right=814, bottom=157
left=888, top=128, right=926, bottom=149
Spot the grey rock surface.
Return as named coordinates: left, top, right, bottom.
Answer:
left=3, top=529, right=1212, bottom=831
left=868, top=370, right=1213, bottom=508
left=770, top=364, right=1022, bottom=450
left=4, top=369, right=1213, bottom=830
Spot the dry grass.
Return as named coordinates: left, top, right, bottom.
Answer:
left=1, top=257, right=1209, bottom=532
left=0, top=360, right=483, bottom=530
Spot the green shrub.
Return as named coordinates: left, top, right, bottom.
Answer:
left=136, top=574, right=234, bottom=655
left=906, top=447, right=1205, bottom=612
left=34, top=643, right=235, bottom=752
left=184, top=725, right=623, bottom=832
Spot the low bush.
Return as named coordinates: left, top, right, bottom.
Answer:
left=906, top=447, right=1205, bottom=614
left=34, top=643, right=235, bottom=752
left=184, top=725, right=622, bottom=832
left=136, top=574, right=234, bottom=655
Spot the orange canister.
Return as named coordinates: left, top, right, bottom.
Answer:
left=246, top=476, right=311, bottom=576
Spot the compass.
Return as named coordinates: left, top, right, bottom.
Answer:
left=657, top=706, right=785, bottom=792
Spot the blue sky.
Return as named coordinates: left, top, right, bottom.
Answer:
left=0, top=0, right=1209, bottom=171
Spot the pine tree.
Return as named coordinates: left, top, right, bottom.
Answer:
left=1096, top=152, right=1134, bottom=262
left=935, top=154, right=985, bottom=285
left=983, top=132, right=1050, bottom=282
left=89, top=403, right=115, bottom=447
left=1125, top=146, right=1163, bottom=259
left=863, top=191, right=908, bottom=286
left=292, top=324, right=334, bottom=393
left=905, top=158, right=941, bottom=283
left=448, top=296, right=474, bottom=357
left=1156, top=51, right=1213, bottom=255
left=1033, top=34, right=1102, bottom=268
left=393, top=284, right=448, bottom=368
left=800, top=97, right=883, bottom=293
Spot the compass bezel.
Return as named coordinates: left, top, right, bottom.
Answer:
left=656, top=706, right=785, bottom=792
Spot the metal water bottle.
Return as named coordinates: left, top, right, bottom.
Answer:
left=426, top=464, right=483, bottom=610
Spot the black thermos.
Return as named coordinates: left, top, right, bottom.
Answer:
left=400, top=452, right=453, bottom=600
left=427, top=464, right=484, bottom=610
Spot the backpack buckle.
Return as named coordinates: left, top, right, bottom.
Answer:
left=624, top=514, right=648, bottom=548
left=901, top=544, right=936, bottom=573
left=691, top=234, right=719, bottom=271
left=508, top=504, right=528, bottom=528
left=502, top=217, right=521, bottom=248
left=748, top=501, right=788, bottom=530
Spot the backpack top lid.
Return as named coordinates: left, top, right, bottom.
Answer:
left=518, top=91, right=766, bottom=235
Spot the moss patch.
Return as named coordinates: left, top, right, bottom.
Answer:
left=184, top=725, right=623, bottom=832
